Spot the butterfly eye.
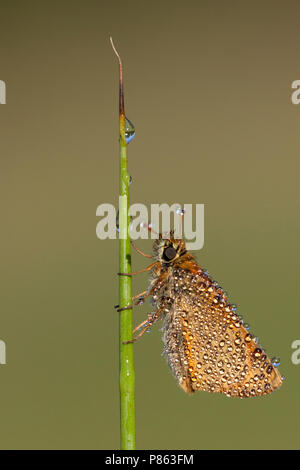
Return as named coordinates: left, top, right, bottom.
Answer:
left=163, top=246, right=177, bottom=261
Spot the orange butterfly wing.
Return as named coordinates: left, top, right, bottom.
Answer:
left=161, top=257, right=283, bottom=397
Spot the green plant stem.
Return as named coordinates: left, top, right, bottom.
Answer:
left=111, top=37, right=136, bottom=450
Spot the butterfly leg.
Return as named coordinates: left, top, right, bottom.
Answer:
left=123, top=324, right=151, bottom=344
left=114, top=290, right=149, bottom=311
left=123, top=309, right=164, bottom=344
left=115, top=305, right=133, bottom=312
left=118, top=261, right=158, bottom=277
left=116, top=271, right=164, bottom=312
left=130, top=241, right=153, bottom=259
left=132, top=290, right=148, bottom=303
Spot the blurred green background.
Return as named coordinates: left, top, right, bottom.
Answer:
left=0, top=0, right=299, bottom=449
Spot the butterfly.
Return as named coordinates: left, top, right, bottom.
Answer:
left=118, top=231, right=283, bottom=398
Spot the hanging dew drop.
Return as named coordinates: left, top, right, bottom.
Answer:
left=271, top=356, right=280, bottom=367
left=129, top=175, right=133, bottom=185
left=125, top=117, right=135, bottom=144
left=175, top=205, right=184, bottom=216
left=176, top=209, right=185, bottom=217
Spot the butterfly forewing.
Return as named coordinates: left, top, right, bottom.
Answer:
left=155, top=251, right=283, bottom=398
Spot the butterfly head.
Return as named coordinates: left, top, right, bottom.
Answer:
left=153, top=231, right=187, bottom=264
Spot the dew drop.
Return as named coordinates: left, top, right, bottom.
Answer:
left=129, top=175, right=133, bottom=185
left=125, top=117, right=135, bottom=144
left=271, top=356, right=280, bottom=367
left=245, top=333, right=252, bottom=342
left=176, top=207, right=185, bottom=216
left=253, top=348, right=262, bottom=358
